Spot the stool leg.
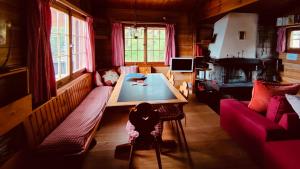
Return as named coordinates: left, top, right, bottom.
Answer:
left=177, top=120, right=188, bottom=150
left=129, top=143, right=135, bottom=169
left=175, top=120, right=183, bottom=148
left=154, top=138, right=162, bottom=169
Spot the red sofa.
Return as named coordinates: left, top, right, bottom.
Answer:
left=264, top=140, right=300, bottom=169
left=220, top=99, right=300, bottom=167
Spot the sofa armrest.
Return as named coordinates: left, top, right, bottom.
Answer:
left=278, top=113, right=300, bottom=138
left=242, top=112, right=286, bottom=141
left=220, top=99, right=286, bottom=142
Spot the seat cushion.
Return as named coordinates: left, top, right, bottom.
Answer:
left=248, top=81, right=300, bottom=113
left=119, top=65, right=138, bottom=74
left=102, top=69, right=119, bottom=86
left=37, top=86, right=112, bottom=155
left=264, top=140, right=300, bottom=169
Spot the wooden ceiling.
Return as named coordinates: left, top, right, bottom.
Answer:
left=92, top=0, right=205, bottom=11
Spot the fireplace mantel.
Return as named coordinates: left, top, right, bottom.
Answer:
left=209, top=58, right=261, bottom=69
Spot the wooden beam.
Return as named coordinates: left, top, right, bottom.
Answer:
left=199, top=0, right=259, bottom=20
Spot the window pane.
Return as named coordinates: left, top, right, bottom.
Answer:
left=125, top=51, right=131, bottom=62
left=124, top=27, right=144, bottom=62
left=290, top=30, right=300, bottom=48
left=124, top=27, right=165, bottom=63
left=50, top=7, right=70, bottom=80
left=148, top=29, right=153, bottom=38
left=160, top=40, right=165, bottom=50
left=72, top=16, right=87, bottom=72
left=154, top=30, right=159, bottom=39
left=160, top=30, right=165, bottom=39
left=138, top=39, right=144, bottom=50
left=146, top=27, right=166, bottom=62
left=153, top=40, right=159, bottom=50
left=132, top=39, right=138, bottom=50
left=147, top=39, right=153, bottom=50
left=138, top=51, right=144, bottom=62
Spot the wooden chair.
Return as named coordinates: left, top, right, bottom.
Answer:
left=157, top=81, right=189, bottom=149
left=166, top=69, right=172, bottom=80
left=169, top=74, right=175, bottom=86
left=126, top=103, right=163, bottom=169
left=179, top=81, right=189, bottom=98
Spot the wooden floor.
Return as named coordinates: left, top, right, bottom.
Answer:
left=81, top=95, right=259, bottom=169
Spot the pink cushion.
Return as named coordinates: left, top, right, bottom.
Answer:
left=120, top=66, right=138, bottom=74
left=38, top=86, right=112, bottom=155
left=248, top=81, right=300, bottom=113
left=266, top=96, right=294, bottom=123
left=102, top=70, right=119, bottom=86
left=95, top=72, right=103, bottom=87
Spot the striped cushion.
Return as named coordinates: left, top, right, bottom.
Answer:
left=37, top=86, right=113, bottom=155
left=120, top=66, right=138, bottom=74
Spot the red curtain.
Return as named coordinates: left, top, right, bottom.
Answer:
left=276, top=28, right=286, bottom=53
left=194, top=44, right=203, bottom=56
left=27, top=0, right=56, bottom=106
left=112, top=23, right=125, bottom=66
left=165, top=24, right=176, bottom=65
left=86, top=17, right=95, bottom=73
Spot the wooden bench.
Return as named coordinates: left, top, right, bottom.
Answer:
left=23, top=73, right=112, bottom=156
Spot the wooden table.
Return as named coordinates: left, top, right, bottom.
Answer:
left=107, top=73, right=188, bottom=107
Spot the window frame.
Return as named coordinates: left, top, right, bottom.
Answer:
left=123, top=24, right=167, bottom=66
left=50, top=3, right=87, bottom=88
left=287, top=27, right=300, bottom=53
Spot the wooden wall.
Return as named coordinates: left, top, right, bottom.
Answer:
left=93, top=8, right=195, bottom=86
left=0, top=0, right=27, bottom=167
left=279, top=53, right=300, bottom=83
left=0, top=0, right=26, bottom=69
left=277, top=6, right=300, bottom=84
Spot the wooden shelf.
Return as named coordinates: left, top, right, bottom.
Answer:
left=277, top=23, right=300, bottom=28
left=0, top=67, right=27, bottom=79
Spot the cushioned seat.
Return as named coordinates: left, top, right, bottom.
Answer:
left=264, top=140, right=300, bottom=169
left=37, top=86, right=112, bottom=155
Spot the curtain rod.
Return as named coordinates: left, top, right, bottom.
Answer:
left=119, top=21, right=168, bottom=25
left=54, top=0, right=91, bottom=17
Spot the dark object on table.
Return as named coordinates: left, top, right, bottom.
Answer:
left=126, top=73, right=147, bottom=81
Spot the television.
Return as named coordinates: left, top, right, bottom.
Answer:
left=170, top=58, right=194, bottom=72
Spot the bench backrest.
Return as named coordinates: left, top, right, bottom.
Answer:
left=23, top=73, right=93, bottom=148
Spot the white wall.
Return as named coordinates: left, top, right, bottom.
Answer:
left=209, top=13, right=258, bottom=59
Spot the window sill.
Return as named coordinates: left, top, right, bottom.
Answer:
left=56, top=68, right=86, bottom=89
left=125, top=62, right=168, bottom=67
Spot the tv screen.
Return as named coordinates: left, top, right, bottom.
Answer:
left=171, top=58, right=194, bottom=72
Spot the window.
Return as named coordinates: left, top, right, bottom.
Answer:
left=50, top=7, right=88, bottom=81
left=124, top=26, right=166, bottom=64
left=289, top=30, right=300, bottom=48
left=287, top=28, right=300, bottom=53
left=72, top=17, right=87, bottom=72
left=50, top=8, right=70, bottom=80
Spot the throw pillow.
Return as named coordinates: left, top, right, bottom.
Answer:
left=120, top=66, right=138, bottom=74
left=248, top=80, right=300, bottom=113
left=286, top=94, right=300, bottom=118
left=102, top=70, right=119, bottom=86
left=266, top=96, right=294, bottom=123
left=95, top=71, right=103, bottom=87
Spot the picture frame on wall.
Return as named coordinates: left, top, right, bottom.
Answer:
left=0, top=20, right=7, bottom=46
